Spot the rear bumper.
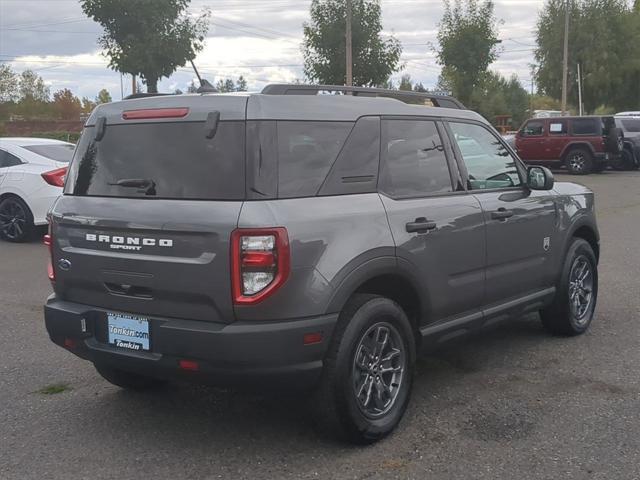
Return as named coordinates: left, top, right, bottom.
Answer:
left=44, top=295, right=337, bottom=389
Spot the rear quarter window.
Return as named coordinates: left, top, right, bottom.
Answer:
left=276, top=121, right=353, bottom=198
left=23, top=144, right=75, bottom=163
left=571, top=118, right=599, bottom=135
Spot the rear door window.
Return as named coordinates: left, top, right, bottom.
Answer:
left=277, top=121, right=353, bottom=198
left=65, top=121, right=245, bottom=200
left=0, top=149, right=23, bottom=168
left=380, top=119, right=453, bottom=198
left=571, top=118, right=599, bottom=135
left=549, top=120, right=567, bottom=135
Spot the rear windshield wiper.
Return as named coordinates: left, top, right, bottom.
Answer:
left=109, top=178, right=156, bottom=196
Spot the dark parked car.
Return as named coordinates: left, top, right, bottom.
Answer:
left=515, top=115, right=621, bottom=174
left=612, top=115, right=640, bottom=170
left=44, top=85, right=600, bottom=443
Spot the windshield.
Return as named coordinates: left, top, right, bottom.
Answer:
left=64, top=121, right=245, bottom=200
left=23, top=144, right=75, bottom=163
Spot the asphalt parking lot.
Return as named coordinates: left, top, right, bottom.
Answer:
left=1, top=171, right=639, bottom=480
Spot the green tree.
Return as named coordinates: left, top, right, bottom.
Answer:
left=535, top=0, right=637, bottom=112
left=436, top=0, right=501, bottom=106
left=96, top=88, right=112, bottom=103
left=187, top=80, right=199, bottom=93
left=52, top=88, right=82, bottom=120
left=236, top=75, right=248, bottom=92
left=80, top=0, right=210, bottom=93
left=413, top=82, right=427, bottom=92
left=303, top=0, right=403, bottom=86
left=398, top=74, right=413, bottom=91
left=81, top=97, right=97, bottom=114
left=469, top=72, right=529, bottom=128
left=0, top=64, right=19, bottom=103
left=19, top=70, right=50, bottom=102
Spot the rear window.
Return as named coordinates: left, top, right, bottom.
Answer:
left=65, top=121, right=245, bottom=200
left=23, top=144, right=75, bottom=162
left=571, top=118, right=599, bottom=135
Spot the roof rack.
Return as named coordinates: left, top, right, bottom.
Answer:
left=260, top=84, right=465, bottom=109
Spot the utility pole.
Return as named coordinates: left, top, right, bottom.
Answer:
left=530, top=77, right=534, bottom=117
left=120, top=72, right=124, bottom=100
left=345, top=0, right=353, bottom=87
left=577, top=63, right=583, bottom=116
left=131, top=74, right=136, bottom=95
left=561, top=0, right=570, bottom=115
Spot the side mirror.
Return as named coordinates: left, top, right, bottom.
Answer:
left=527, top=166, right=554, bottom=191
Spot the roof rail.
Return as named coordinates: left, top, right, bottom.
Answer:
left=260, top=84, right=465, bottom=109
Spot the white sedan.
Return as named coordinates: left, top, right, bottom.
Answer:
left=0, top=137, right=75, bottom=242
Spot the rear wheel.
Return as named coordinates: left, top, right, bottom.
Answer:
left=94, top=364, right=167, bottom=391
left=312, top=295, right=415, bottom=444
left=612, top=149, right=636, bottom=171
left=565, top=148, right=593, bottom=175
left=540, top=238, right=598, bottom=336
left=0, top=196, right=35, bottom=243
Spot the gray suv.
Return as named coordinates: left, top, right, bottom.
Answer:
left=44, top=85, right=600, bottom=443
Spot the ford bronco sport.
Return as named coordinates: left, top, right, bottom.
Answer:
left=44, top=85, right=600, bottom=443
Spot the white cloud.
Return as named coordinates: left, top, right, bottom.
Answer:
left=0, top=0, right=545, bottom=99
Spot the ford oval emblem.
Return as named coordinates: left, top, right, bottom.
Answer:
left=58, top=259, right=72, bottom=271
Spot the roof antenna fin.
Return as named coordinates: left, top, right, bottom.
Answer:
left=190, top=59, right=217, bottom=93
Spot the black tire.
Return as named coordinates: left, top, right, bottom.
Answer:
left=0, top=196, right=35, bottom=243
left=540, top=238, right=598, bottom=336
left=312, top=294, right=415, bottom=444
left=94, top=364, right=167, bottom=391
left=613, top=149, right=636, bottom=171
left=605, top=127, right=623, bottom=155
left=565, top=148, right=593, bottom=175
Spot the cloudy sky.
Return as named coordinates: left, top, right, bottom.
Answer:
left=0, top=0, right=542, bottom=100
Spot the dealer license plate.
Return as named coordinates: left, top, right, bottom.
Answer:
left=107, top=313, right=150, bottom=351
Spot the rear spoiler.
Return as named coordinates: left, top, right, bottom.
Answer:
left=261, top=84, right=465, bottom=109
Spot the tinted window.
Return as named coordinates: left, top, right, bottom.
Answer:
left=319, top=116, right=380, bottom=196
left=65, top=121, right=245, bottom=200
left=0, top=149, right=22, bottom=168
left=277, top=121, right=352, bottom=198
left=450, top=122, right=522, bottom=190
left=549, top=121, right=567, bottom=135
left=23, top=144, right=75, bottom=162
left=618, top=118, right=640, bottom=133
left=380, top=120, right=452, bottom=198
left=522, top=121, right=544, bottom=136
left=572, top=118, right=599, bottom=135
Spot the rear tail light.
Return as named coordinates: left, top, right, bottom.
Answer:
left=231, top=228, right=290, bottom=305
left=43, top=221, right=54, bottom=282
left=41, top=167, right=67, bottom=187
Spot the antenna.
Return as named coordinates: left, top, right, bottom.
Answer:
left=190, top=59, right=217, bottom=93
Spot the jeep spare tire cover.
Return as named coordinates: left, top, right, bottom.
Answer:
left=606, top=127, right=623, bottom=154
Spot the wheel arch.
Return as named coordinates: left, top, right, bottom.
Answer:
left=560, top=142, right=596, bottom=161
left=326, top=257, right=426, bottom=348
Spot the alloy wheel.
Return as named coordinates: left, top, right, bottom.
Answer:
left=0, top=199, right=27, bottom=241
left=569, top=153, right=585, bottom=172
left=352, top=322, right=406, bottom=419
left=568, top=255, right=594, bottom=324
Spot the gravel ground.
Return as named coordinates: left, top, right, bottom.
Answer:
left=1, top=171, right=639, bottom=480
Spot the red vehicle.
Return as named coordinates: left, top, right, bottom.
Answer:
left=515, top=116, right=622, bottom=174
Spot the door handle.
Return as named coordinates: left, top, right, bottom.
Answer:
left=491, top=208, right=514, bottom=221
left=406, top=217, right=437, bottom=233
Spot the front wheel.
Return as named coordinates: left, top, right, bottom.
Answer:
left=540, top=238, right=598, bottom=336
left=312, top=295, right=415, bottom=444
